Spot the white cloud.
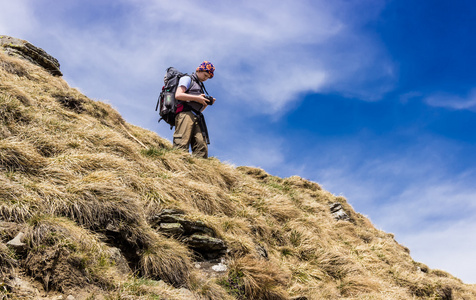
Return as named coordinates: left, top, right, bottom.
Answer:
left=213, top=125, right=286, bottom=170
left=2, top=0, right=475, bottom=285
left=0, top=2, right=36, bottom=36
left=288, top=135, right=476, bottom=283
left=425, top=90, right=476, bottom=111
left=400, top=220, right=476, bottom=284
left=7, top=0, right=396, bottom=118
left=309, top=137, right=476, bottom=231
left=322, top=170, right=476, bottom=284
left=375, top=176, right=476, bottom=235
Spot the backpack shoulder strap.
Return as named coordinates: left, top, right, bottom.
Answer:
left=190, top=73, right=209, bottom=95
left=200, top=81, right=209, bottom=96
left=182, top=74, right=193, bottom=93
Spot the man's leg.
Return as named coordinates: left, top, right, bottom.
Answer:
left=191, top=122, right=208, bottom=158
left=173, top=112, right=194, bottom=152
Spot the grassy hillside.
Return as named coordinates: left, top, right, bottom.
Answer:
left=1, top=47, right=475, bottom=300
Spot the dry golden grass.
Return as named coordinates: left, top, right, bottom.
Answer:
left=23, top=216, right=119, bottom=292
left=0, top=241, right=17, bottom=277
left=1, top=49, right=476, bottom=300
left=138, top=233, right=192, bottom=287
left=224, top=255, right=291, bottom=300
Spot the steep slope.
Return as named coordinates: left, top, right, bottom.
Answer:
left=1, top=38, right=475, bottom=300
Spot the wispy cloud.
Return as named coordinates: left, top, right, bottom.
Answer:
left=400, top=220, right=476, bottom=284
left=0, top=2, right=36, bottom=35
left=296, top=135, right=476, bottom=283
left=2, top=0, right=396, bottom=116
left=425, top=90, right=476, bottom=111
left=212, top=124, right=286, bottom=170
left=378, top=175, right=476, bottom=232
left=308, top=135, right=476, bottom=227
left=2, top=0, right=476, bottom=285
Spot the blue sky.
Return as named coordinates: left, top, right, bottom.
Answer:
left=1, top=0, right=476, bottom=283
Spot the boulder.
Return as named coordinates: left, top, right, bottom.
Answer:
left=108, top=247, right=132, bottom=274
left=183, top=234, right=227, bottom=259
left=329, top=203, right=350, bottom=221
left=151, top=211, right=215, bottom=236
left=0, top=35, right=62, bottom=76
left=159, top=223, right=184, bottom=237
left=151, top=209, right=227, bottom=259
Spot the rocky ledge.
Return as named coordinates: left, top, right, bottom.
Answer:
left=150, top=209, right=228, bottom=260
left=0, top=35, right=62, bottom=76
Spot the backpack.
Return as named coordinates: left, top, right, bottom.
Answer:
left=155, top=67, right=189, bottom=129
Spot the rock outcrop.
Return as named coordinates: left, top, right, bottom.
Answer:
left=330, top=202, right=351, bottom=221
left=0, top=35, right=62, bottom=76
left=150, top=209, right=228, bottom=259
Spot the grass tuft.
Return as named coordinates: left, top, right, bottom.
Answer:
left=138, top=237, right=192, bottom=287
left=223, top=255, right=290, bottom=300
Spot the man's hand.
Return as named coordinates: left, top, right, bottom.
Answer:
left=196, top=94, right=209, bottom=107
left=203, top=95, right=215, bottom=105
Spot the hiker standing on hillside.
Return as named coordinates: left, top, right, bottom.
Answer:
left=173, top=61, right=216, bottom=158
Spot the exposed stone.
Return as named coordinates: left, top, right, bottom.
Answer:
left=108, top=247, right=132, bottom=274
left=329, top=203, right=350, bottom=221
left=0, top=35, right=62, bottom=76
left=6, top=231, right=26, bottom=252
left=151, top=210, right=226, bottom=259
left=194, top=258, right=228, bottom=277
left=151, top=213, right=215, bottom=236
left=152, top=213, right=186, bottom=225
left=159, top=222, right=184, bottom=236
left=183, top=234, right=227, bottom=259
left=159, top=208, right=185, bottom=216
left=184, top=234, right=226, bottom=251
left=211, top=262, right=228, bottom=272
left=183, top=220, right=215, bottom=236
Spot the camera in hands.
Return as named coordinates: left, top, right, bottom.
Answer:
left=204, top=95, right=215, bottom=105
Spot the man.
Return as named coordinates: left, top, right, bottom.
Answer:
left=173, top=61, right=215, bottom=158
